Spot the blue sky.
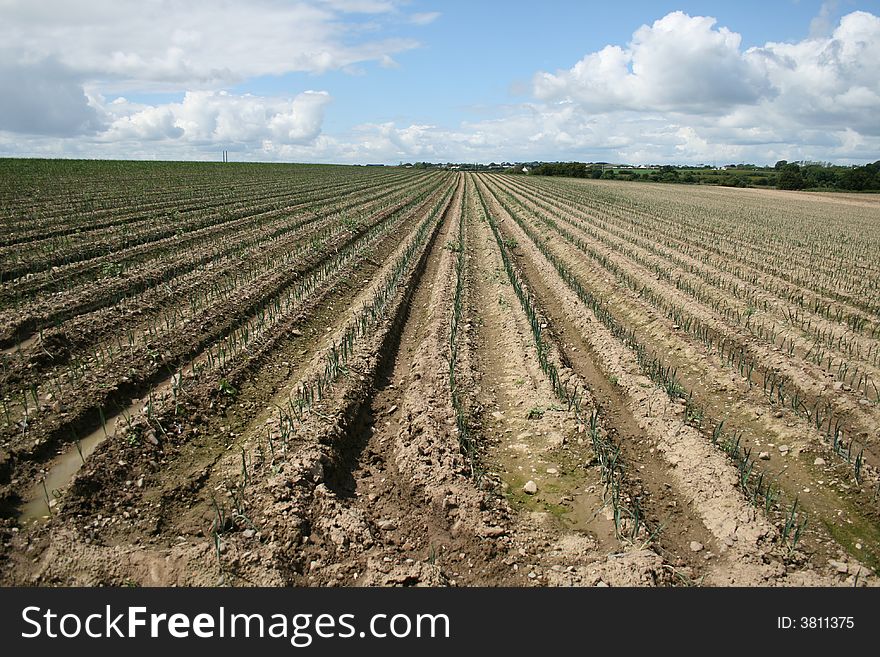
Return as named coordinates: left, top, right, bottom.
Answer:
left=1, top=0, right=878, bottom=164
left=282, top=0, right=847, bottom=132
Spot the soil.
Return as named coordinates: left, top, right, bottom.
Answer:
left=0, top=165, right=876, bottom=588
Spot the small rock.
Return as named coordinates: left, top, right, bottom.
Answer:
left=689, top=541, right=704, bottom=553
left=813, top=457, right=826, bottom=466
left=377, top=520, right=396, bottom=531
left=759, top=451, right=770, bottom=460
left=778, top=444, right=790, bottom=454
left=545, top=468, right=558, bottom=475
left=523, top=480, right=538, bottom=495
left=386, top=405, right=398, bottom=415
left=829, top=559, right=849, bottom=574
left=491, top=411, right=505, bottom=420
left=242, top=529, right=255, bottom=539
left=774, top=410, right=784, bottom=419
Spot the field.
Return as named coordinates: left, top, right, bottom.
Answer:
left=1, top=159, right=878, bottom=586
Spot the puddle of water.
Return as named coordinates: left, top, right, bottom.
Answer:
left=562, top=488, right=618, bottom=543
left=18, top=398, right=144, bottom=523
left=1, top=332, right=39, bottom=356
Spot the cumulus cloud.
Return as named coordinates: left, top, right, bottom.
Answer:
left=533, top=12, right=771, bottom=113
left=528, top=9, right=880, bottom=163
left=0, top=0, right=395, bottom=154
left=101, top=90, right=331, bottom=148
left=0, top=5, right=877, bottom=165
left=0, top=57, right=104, bottom=136
left=747, top=11, right=880, bottom=136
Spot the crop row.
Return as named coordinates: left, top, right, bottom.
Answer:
left=522, top=176, right=880, bottom=330
left=479, top=176, right=872, bottom=484
left=478, top=176, right=821, bottom=553
left=0, top=173, right=444, bottom=384
left=490, top=176, right=880, bottom=407
left=0, top=168, right=404, bottom=248
left=0, top=175, right=455, bottom=468
left=473, top=178, right=647, bottom=543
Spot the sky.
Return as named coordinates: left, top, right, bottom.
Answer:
left=0, top=0, right=878, bottom=165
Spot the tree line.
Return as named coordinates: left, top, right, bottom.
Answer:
left=518, top=160, right=880, bottom=192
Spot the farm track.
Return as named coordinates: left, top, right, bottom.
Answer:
left=0, top=163, right=876, bottom=587
left=289, top=175, right=512, bottom=586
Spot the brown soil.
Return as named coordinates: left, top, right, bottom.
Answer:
left=0, top=166, right=875, bottom=588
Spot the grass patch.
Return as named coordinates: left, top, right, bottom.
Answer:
left=823, top=519, right=880, bottom=575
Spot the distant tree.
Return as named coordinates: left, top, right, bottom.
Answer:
left=531, top=162, right=590, bottom=178
left=660, top=165, right=679, bottom=182
left=774, top=160, right=789, bottom=170
left=840, top=167, right=870, bottom=190
left=777, top=163, right=805, bottom=190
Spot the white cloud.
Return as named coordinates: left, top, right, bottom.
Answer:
left=410, top=12, right=441, bottom=26
left=0, top=6, right=876, bottom=165
left=533, top=12, right=771, bottom=113
left=0, top=0, right=408, bottom=144
left=101, top=90, right=331, bottom=147
left=746, top=11, right=880, bottom=136
left=526, top=9, right=880, bottom=163
left=0, top=0, right=418, bottom=90
left=319, top=0, right=397, bottom=13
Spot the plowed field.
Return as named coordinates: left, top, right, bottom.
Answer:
left=1, top=160, right=877, bottom=586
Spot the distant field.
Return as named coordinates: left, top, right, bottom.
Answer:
left=1, top=160, right=878, bottom=586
